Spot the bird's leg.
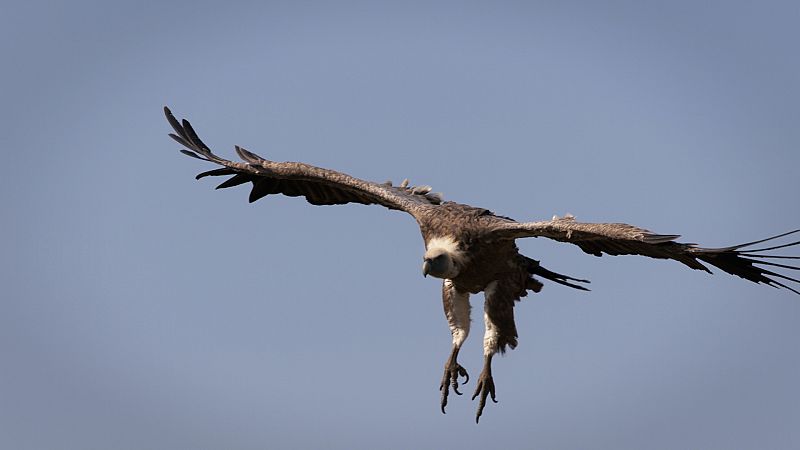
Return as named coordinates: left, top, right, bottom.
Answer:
left=440, top=280, right=471, bottom=413
left=440, top=343, right=469, bottom=413
left=471, top=353, right=497, bottom=423
left=473, top=281, right=512, bottom=423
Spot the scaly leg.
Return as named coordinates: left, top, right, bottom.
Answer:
left=472, top=353, right=497, bottom=423
left=439, top=279, right=471, bottom=413
left=472, top=280, right=519, bottom=423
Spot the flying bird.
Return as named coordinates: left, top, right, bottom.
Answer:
left=165, top=107, right=800, bottom=422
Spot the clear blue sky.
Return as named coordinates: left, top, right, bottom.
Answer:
left=2, top=1, right=799, bottom=449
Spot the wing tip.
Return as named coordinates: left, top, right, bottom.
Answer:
left=695, top=229, right=800, bottom=295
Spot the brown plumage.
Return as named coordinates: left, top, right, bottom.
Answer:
left=165, top=107, right=800, bottom=423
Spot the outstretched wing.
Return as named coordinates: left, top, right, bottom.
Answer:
left=165, top=107, right=442, bottom=217
left=491, top=215, right=800, bottom=294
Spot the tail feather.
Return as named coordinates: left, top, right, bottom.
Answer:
left=523, top=256, right=591, bottom=292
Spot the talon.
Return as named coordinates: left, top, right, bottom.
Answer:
left=440, top=360, right=470, bottom=414
left=472, top=370, right=497, bottom=423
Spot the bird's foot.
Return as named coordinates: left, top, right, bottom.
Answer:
left=471, top=368, right=497, bottom=423
left=439, top=356, right=469, bottom=413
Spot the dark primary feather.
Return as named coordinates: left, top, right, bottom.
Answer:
left=692, top=231, right=800, bottom=294
left=165, top=107, right=443, bottom=212
left=492, top=217, right=800, bottom=295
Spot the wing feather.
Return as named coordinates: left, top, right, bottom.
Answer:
left=165, top=107, right=442, bottom=216
left=492, top=216, right=800, bottom=294
left=215, top=173, right=252, bottom=190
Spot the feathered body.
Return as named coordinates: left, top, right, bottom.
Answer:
left=420, top=203, right=520, bottom=293
left=419, top=202, right=532, bottom=355
left=165, top=107, right=799, bottom=422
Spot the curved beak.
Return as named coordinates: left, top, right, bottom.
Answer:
left=422, top=259, right=432, bottom=278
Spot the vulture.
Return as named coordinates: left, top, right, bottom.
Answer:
left=165, top=107, right=799, bottom=422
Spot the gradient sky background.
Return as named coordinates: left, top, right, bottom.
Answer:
left=2, top=1, right=799, bottom=449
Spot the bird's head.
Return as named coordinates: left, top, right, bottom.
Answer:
left=422, top=236, right=463, bottom=279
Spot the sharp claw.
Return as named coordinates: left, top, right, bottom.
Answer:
left=440, top=381, right=449, bottom=414
left=475, top=391, right=486, bottom=423
left=472, top=372, right=497, bottom=423
left=475, top=392, right=487, bottom=422
left=451, top=374, right=463, bottom=395
left=440, top=370, right=454, bottom=413
left=440, top=360, right=471, bottom=414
